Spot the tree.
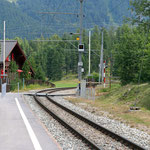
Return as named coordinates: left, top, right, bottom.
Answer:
left=10, top=60, right=18, bottom=73
left=91, top=26, right=101, bottom=72
left=48, top=48, right=65, bottom=80
left=9, top=60, right=18, bottom=81
left=130, top=0, right=150, bottom=29
left=114, top=25, right=144, bottom=85
left=139, top=37, right=150, bottom=81
left=9, top=61, right=21, bottom=91
left=35, top=64, right=46, bottom=81
left=21, top=61, right=31, bottom=80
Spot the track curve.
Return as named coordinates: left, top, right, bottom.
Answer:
left=33, top=87, right=146, bottom=150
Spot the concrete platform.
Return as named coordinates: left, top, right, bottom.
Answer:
left=0, top=93, right=61, bottom=150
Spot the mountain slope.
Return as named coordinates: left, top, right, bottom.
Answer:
left=0, top=0, right=131, bottom=39
left=0, top=0, right=40, bottom=38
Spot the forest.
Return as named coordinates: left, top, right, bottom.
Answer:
left=0, top=0, right=130, bottom=39
left=9, top=0, right=150, bottom=86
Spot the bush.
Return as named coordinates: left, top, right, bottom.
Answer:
left=92, top=72, right=99, bottom=82
left=87, top=72, right=99, bottom=82
left=10, top=78, right=22, bottom=91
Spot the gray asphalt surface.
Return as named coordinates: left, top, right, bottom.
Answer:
left=0, top=93, right=61, bottom=150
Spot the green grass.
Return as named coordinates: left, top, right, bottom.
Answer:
left=97, top=83, right=150, bottom=110
left=96, top=83, right=150, bottom=126
left=98, top=83, right=121, bottom=93
left=53, top=79, right=78, bottom=88
left=13, top=75, right=78, bottom=91
left=121, top=114, right=146, bottom=124
left=52, top=74, right=78, bottom=88
left=13, top=84, right=52, bottom=92
left=67, top=82, right=150, bottom=128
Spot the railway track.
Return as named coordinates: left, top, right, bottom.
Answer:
left=33, top=87, right=146, bottom=150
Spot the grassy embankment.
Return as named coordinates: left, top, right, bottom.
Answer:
left=65, top=81, right=150, bottom=130
left=95, top=83, right=150, bottom=127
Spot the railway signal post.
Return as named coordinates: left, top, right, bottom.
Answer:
left=78, top=0, right=84, bottom=96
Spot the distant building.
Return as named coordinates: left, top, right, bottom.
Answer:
left=0, top=40, right=34, bottom=77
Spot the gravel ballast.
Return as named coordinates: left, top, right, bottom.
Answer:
left=24, top=89, right=150, bottom=150
left=51, top=94, right=150, bottom=149
left=24, top=95, right=89, bottom=150
left=39, top=97, right=129, bottom=150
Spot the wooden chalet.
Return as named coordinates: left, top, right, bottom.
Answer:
left=0, top=40, right=34, bottom=77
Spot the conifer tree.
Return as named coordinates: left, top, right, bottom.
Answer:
left=21, top=61, right=31, bottom=80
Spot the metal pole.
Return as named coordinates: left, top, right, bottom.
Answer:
left=3, top=21, right=5, bottom=76
left=99, top=30, right=104, bottom=83
left=79, top=0, right=83, bottom=44
left=78, top=0, right=84, bottom=95
left=89, top=30, right=91, bottom=75
left=18, top=82, right=19, bottom=94
left=109, top=53, right=112, bottom=88
left=23, top=78, right=24, bottom=89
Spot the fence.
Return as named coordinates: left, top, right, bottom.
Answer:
left=80, top=80, right=95, bottom=100
left=25, top=79, right=55, bottom=87
left=85, top=87, right=95, bottom=100
left=0, top=78, right=55, bottom=92
left=80, top=77, right=120, bottom=100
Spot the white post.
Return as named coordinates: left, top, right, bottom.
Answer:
left=104, top=61, right=106, bottom=88
left=88, top=30, right=91, bottom=75
left=99, top=30, right=104, bottom=83
left=3, top=21, right=5, bottom=76
left=18, top=82, right=19, bottom=94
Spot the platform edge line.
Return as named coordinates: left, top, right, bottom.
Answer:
left=15, top=98, right=42, bottom=150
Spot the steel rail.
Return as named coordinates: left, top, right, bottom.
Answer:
left=37, top=87, right=76, bottom=94
left=45, top=94, right=146, bottom=150
left=34, top=87, right=146, bottom=150
left=25, top=93, right=76, bottom=97
left=34, top=94, right=102, bottom=150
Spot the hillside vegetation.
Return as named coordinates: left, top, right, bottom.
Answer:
left=96, top=83, right=150, bottom=128
left=67, top=83, right=150, bottom=129
left=97, top=83, right=150, bottom=110
left=0, top=0, right=130, bottom=39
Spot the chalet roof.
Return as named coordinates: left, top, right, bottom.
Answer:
left=0, top=40, right=17, bottom=63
